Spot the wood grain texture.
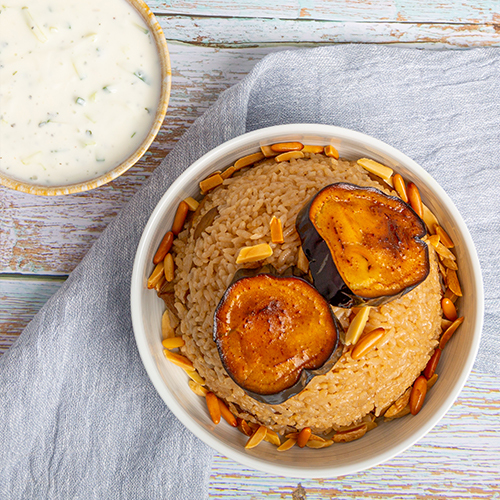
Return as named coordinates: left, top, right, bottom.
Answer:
left=150, top=0, right=500, bottom=24
left=209, top=371, right=500, bottom=499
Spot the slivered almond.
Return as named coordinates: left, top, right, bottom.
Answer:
left=237, top=419, right=254, bottom=437
left=444, top=288, right=458, bottom=303
left=205, top=392, right=221, bottom=425
left=275, top=151, right=305, bottom=162
left=264, top=429, right=281, bottom=446
left=384, top=388, right=411, bottom=418
left=188, top=380, right=208, bottom=397
left=161, top=310, right=175, bottom=339
left=245, top=425, right=267, bottom=449
left=441, top=298, right=458, bottom=321
left=422, top=203, right=439, bottom=234
left=384, top=405, right=410, bottom=421
left=235, top=243, right=273, bottom=264
left=333, top=424, right=367, bottom=443
left=164, top=253, right=174, bottom=282
left=277, top=438, right=297, bottom=452
left=427, top=234, right=440, bottom=248
left=351, top=328, right=385, bottom=360
left=297, top=246, right=309, bottom=274
left=302, top=145, right=324, bottom=154
left=324, top=145, right=339, bottom=159
left=163, top=350, right=193, bottom=370
left=153, top=231, right=174, bottom=265
left=297, top=427, right=312, bottom=448
left=270, top=216, right=284, bottom=244
left=439, top=316, right=464, bottom=349
left=234, top=152, right=265, bottom=171
left=407, top=182, right=424, bottom=219
left=306, top=439, right=334, bottom=449
left=147, top=262, right=164, bottom=289
left=184, top=369, right=205, bottom=385
left=435, top=225, right=454, bottom=248
left=161, top=336, right=185, bottom=349
left=441, top=318, right=453, bottom=331
left=423, top=348, right=441, bottom=379
left=221, top=165, right=236, bottom=179
left=183, top=197, right=199, bottom=211
left=434, top=241, right=456, bottom=261
left=410, top=376, right=427, bottom=415
left=271, top=142, right=304, bottom=152
left=357, top=158, right=393, bottom=182
left=393, top=174, right=408, bottom=202
left=427, top=373, right=439, bottom=389
left=200, top=173, right=223, bottom=194
left=218, top=400, right=238, bottom=427
left=446, top=269, right=462, bottom=297
left=441, top=257, right=458, bottom=271
left=345, top=306, right=371, bottom=346
left=260, top=145, right=279, bottom=157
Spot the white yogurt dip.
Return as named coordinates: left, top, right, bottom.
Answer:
left=0, top=0, right=162, bottom=186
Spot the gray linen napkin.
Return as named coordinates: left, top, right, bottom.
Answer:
left=1, top=45, right=499, bottom=499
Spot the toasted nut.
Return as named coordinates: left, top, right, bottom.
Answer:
left=275, top=151, right=305, bottom=162
left=247, top=422, right=259, bottom=431
left=270, top=216, right=284, bottom=244
left=439, top=316, right=464, bottom=349
left=163, top=350, right=193, bottom=370
left=410, top=375, right=427, bottom=415
left=264, top=429, right=281, bottom=446
left=236, top=243, right=273, bottom=264
left=324, top=145, right=340, bottom=159
left=234, top=152, right=265, bottom=171
left=441, top=318, right=453, bottom=331
left=271, top=142, right=304, bottom=153
left=153, top=231, right=174, bottom=265
left=219, top=399, right=238, bottom=427
left=384, top=388, right=411, bottom=418
left=441, top=257, right=458, bottom=271
left=365, top=421, right=378, bottom=432
left=200, top=173, right=223, bottom=194
left=427, top=373, right=439, bottom=389
left=302, top=145, right=324, bottom=154
left=423, top=348, right=442, bottom=379
left=308, top=434, right=326, bottom=442
left=245, top=425, right=267, bottom=449
left=393, top=174, right=408, bottom=203
left=441, top=298, right=458, bottom=321
left=384, top=405, right=411, bottom=421
left=277, top=438, right=297, bottom=452
left=147, top=262, right=164, bottom=289
left=427, top=234, right=440, bottom=248
left=161, top=336, right=185, bottom=349
left=161, top=310, right=175, bottom=339
left=184, top=369, right=206, bottom=385
left=444, top=288, right=458, bottom=303
left=297, top=246, right=309, bottom=274
left=155, top=274, right=166, bottom=292
left=345, top=306, right=371, bottom=346
left=435, top=241, right=456, bottom=262
left=357, top=158, right=393, bottom=182
left=351, top=327, right=385, bottom=360
left=237, top=419, right=254, bottom=437
left=164, top=253, right=174, bottom=282
left=188, top=379, right=208, bottom=397
left=333, top=424, right=367, bottom=443
left=221, top=165, right=236, bottom=180
left=407, top=182, right=424, bottom=219
left=306, top=439, right=334, bottom=449
left=422, top=203, right=439, bottom=234
left=183, top=197, right=199, bottom=211
left=260, top=145, right=279, bottom=157
left=297, top=427, right=312, bottom=448
left=438, top=261, right=447, bottom=281
left=446, top=269, right=462, bottom=297
left=205, top=392, right=221, bottom=425
left=435, top=225, right=454, bottom=248
left=172, top=201, right=189, bottom=235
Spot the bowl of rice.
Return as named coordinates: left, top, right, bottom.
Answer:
left=131, top=124, right=483, bottom=477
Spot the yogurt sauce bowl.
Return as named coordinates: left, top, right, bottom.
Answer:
left=0, top=0, right=170, bottom=195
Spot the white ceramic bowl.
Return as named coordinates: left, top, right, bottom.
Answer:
left=131, top=124, right=483, bottom=478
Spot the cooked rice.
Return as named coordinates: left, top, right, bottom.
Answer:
left=173, top=153, right=442, bottom=434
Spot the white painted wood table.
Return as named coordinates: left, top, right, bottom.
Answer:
left=1, top=1, right=499, bottom=498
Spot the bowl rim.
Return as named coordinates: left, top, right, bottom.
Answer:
left=131, top=123, right=484, bottom=478
left=0, top=0, right=171, bottom=196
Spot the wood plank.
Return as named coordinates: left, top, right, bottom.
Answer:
left=149, top=0, right=500, bottom=24
left=209, top=370, right=500, bottom=498
left=158, top=16, right=500, bottom=48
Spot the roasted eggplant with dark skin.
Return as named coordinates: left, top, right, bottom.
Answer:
left=296, top=182, right=429, bottom=308
left=214, top=266, right=341, bottom=404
